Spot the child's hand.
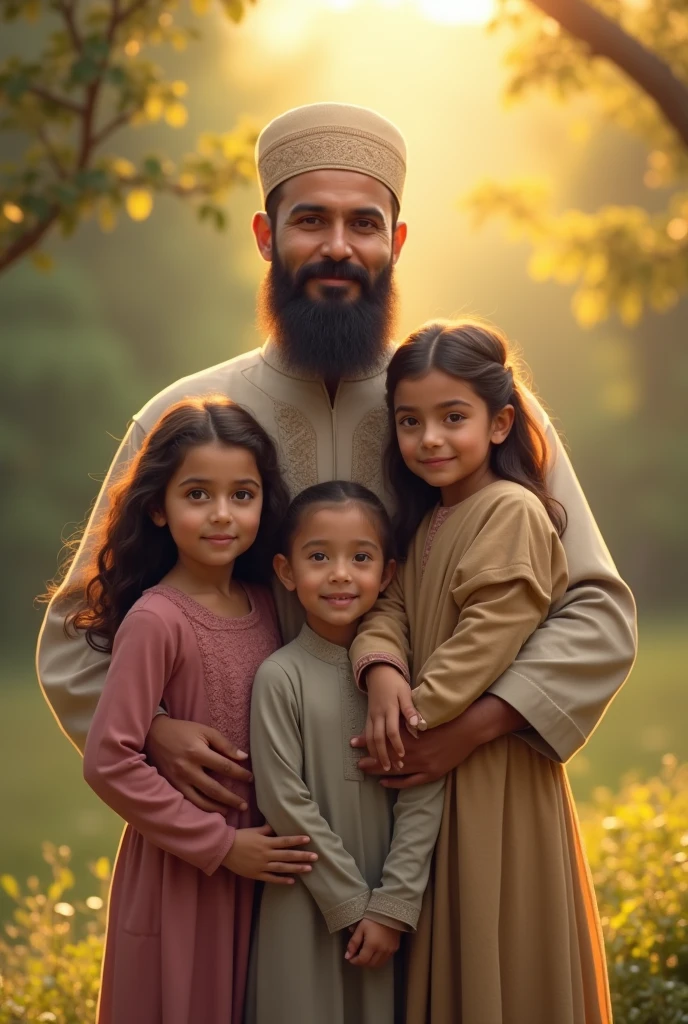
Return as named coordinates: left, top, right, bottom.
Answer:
left=365, top=664, right=418, bottom=770
left=344, top=917, right=400, bottom=968
left=223, top=824, right=317, bottom=884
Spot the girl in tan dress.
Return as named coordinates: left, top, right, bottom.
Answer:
left=350, top=320, right=611, bottom=1024
left=62, top=397, right=318, bottom=1024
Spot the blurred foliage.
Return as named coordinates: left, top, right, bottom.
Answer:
left=0, top=0, right=259, bottom=274
left=0, top=842, right=110, bottom=1022
left=581, top=755, right=688, bottom=1021
left=465, top=0, right=688, bottom=328
left=1, top=761, right=687, bottom=1022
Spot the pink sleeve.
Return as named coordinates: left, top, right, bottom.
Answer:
left=83, top=606, right=235, bottom=876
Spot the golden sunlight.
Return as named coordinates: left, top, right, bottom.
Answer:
left=413, top=0, right=495, bottom=23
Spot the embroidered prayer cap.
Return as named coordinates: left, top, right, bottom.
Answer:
left=256, top=102, right=406, bottom=208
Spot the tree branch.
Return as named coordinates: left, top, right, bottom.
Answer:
left=29, top=87, right=84, bottom=115
left=528, top=0, right=688, bottom=149
left=92, top=108, right=133, bottom=147
left=54, top=0, right=82, bottom=51
left=0, top=209, right=59, bottom=274
left=37, top=126, right=68, bottom=178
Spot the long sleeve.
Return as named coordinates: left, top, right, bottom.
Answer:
left=489, top=396, right=637, bottom=762
left=37, top=419, right=147, bottom=754
left=349, top=566, right=412, bottom=686
left=82, top=607, right=235, bottom=875
left=250, top=662, right=371, bottom=933
left=367, top=778, right=445, bottom=931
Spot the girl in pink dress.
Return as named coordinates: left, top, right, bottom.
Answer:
left=63, top=396, right=317, bottom=1024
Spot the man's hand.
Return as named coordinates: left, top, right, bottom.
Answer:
left=345, top=917, right=400, bottom=968
left=365, top=664, right=418, bottom=771
left=145, top=716, right=253, bottom=813
left=223, top=824, right=317, bottom=885
left=351, top=695, right=529, bottom=789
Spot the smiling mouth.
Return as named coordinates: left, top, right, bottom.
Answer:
left=420, top=457, right=455, bottom=466
left=204, top=535, right=237, bottom=543
left=322, top=594, right=358, bottom=605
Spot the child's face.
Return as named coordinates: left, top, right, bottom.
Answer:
left=151, top=442, right=264, bottom=572
left=393, top=369, right=513, bottom=504
left=274, top=503, right=395, bottom=645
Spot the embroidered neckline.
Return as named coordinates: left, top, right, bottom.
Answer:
left=261, top=338, right=393, bottom=383
left=147, top=584, right=260, bottom=631
left=295, top=623, right=351, bottom=665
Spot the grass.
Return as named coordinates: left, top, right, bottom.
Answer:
left=0, top=611, right=686, bottom=901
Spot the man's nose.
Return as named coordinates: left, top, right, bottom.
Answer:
left=320, top=222, right=353, bottom=262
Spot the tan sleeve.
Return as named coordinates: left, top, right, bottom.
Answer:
left=367, top=777, right=445, bottom=932
left=349, top=565, right=412, bottom=685
left=413, top=495, right=568, bottom=729
left=250, top=662, right=371, bottom=934
left=36, top=418, right=147, bottom=754
left=488, top=394, right=638, bottom=762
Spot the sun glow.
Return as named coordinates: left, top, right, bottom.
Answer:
left=413, top=0, right=495, bottom=24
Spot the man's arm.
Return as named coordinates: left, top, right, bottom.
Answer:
left=488, top=403, right=637, bottom=762
left=36, top=418, right=146, bottom=754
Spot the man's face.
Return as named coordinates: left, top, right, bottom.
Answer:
left=268, top=169, right=403, bottom=301
left=252, top=169, right=407, bottom=379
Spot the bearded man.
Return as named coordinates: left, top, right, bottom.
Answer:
left=38, top=102, right=635, bottom=1017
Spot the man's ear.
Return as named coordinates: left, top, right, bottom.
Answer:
left=273, top=553, right=297, bottom=592
left=379, top=559, right=396, bottom=593
left=391, top=221, right=407, bottom=265
left=252, top=211, right=273, bottom=262
left=150, top=508, right=167, bottom=528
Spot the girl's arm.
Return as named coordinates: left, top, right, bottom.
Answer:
left=83, top=606, right=235, bottom=875
left=349, top=566, right=412, bottom=687
left=366, top=777, right=446, bottom=931
left=413, top=496, right=568, bottom=730
left=250, top=662, right=371, bottom=934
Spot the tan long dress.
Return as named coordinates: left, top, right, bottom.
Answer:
left=350, top=481, right=612, bottom=1024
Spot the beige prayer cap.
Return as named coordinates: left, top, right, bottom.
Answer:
left=256, top=102, right=406, bottom=208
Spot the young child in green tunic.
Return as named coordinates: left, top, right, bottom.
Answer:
left=246, top=481, right=445, bottom=1024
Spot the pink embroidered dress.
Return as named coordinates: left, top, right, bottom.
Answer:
left=83, top=583, right=281, bottom=1024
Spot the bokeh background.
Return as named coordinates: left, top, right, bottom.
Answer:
left=1, top=0, right=686, bottom=901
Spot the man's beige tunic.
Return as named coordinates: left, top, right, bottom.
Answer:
left=36, top=340, right=637, bottom=757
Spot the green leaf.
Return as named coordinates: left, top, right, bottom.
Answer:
left=143, top=156, right=163, bottom=179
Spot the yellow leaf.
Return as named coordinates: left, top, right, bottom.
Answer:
left=527, top=248, right=555, bottom=282
left=191, top=0, right=211, bottom=13
left=171, top=80, right=188, bottom=98
left=572, top=289, right=608, bottom=328
left=618, top=289, right=642, bottom=326
left=112, top=158, right=136, bottom=179
left=126, top=189, right=153, bottom=222
left=178, top=172, right=196, bottom=190
left=583, top=253, right=608, bottom=286
left=1, top=874, right=19, bottom=899
left=165, top=102, right=188, bottom=128
left=48, top=881, right=63, bottom=901
left=98, top=199, right=117, bottom=233
left=30, top=251, right=54, bottom=272
left=93, top=856, right=111, bottom=881
left=144, top=96, right=164, bottom=122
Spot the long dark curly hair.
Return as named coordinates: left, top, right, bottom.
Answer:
left=385, top=319, right=566, bottom=555
left=61, top=396, right=289, bottom=653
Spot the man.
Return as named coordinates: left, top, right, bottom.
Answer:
left=37, top=102, right=636, bottom=818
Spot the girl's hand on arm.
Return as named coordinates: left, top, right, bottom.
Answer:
left=345, top=918, right=401, bottom=968
left=222, top=823, right=317, bottom=885
left=365, top=664, right=418, bottom=771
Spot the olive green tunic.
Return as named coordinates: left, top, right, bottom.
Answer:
left=246, top=624, right=445, bottom=1024
left=350, top=481, right=611, bottom=1024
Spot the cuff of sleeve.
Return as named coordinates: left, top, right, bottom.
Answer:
left=489, top=669, right=584, bottom=763
left=204, top=825, right=236, bottom=877
left=324, top=891, right=371, bottom=934
left=153, top=705, right=168, bottom=717
left=353, top=653, right=410, bottom=691
left=364, top=910, right=411, bottom=933
left=367, top=891, right=419, bottom=931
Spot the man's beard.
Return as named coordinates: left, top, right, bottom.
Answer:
left=257, top=247, right=398, bottom=380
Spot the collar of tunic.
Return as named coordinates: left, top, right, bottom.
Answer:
left=295, top=623, right=352, bottom=666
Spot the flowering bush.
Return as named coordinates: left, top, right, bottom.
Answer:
left=1, top=758, right=687, bottom=1023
